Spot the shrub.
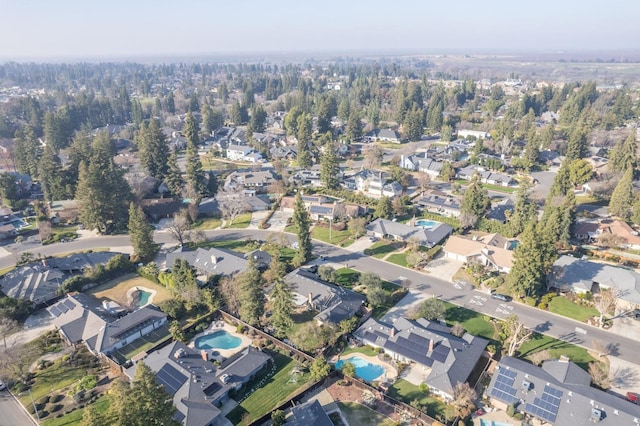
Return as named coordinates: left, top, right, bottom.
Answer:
left=49, top=404, right=63, bottom=413
left=513, top=413, right=523, bottom=420
left=506, top=402, right=516, bottom=417
left=50, top=394, right=64, bottom=403
left=37, top=410, right=49, bottom=419
left=523, top=297, right=537, bottom=306
left=418, top=383, right=430, bottom=394
left=236, top=324, right=246, bottom=334
left=37, top=396, right=50, bottom=405
left=27, top=404, right=36, bottom=415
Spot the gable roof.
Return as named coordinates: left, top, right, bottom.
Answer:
left=489, top=357, right=640, bottom=425
left=48, top=293, right=114, bottom=344
left=286, top=400, right=333, bottom=426
left=366, top=219, right=453, bottom=247
left=444, top=234, right=514, bottom=270
left=166, top=247, right=247, bottom=277
left=1, top=265, right=64, bottom=305
left=355, top=316, right=488, bottom=395
left=283, top=269, right=365, bottom=324
left=91, top=305, right=167, bottom=354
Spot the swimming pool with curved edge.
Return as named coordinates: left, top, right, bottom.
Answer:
left=194, top=330, right=242, bottom=350
left=335, top=356, right=385, bottom=381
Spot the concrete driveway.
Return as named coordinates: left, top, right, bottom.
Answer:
left=423, top=252, right=463, bottom=282
left=344, top=236, right=376, bottom=253
left=265, top=210, right=290, bottom=232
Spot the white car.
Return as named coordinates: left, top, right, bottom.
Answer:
left=0, top=380, right=6, bottom=391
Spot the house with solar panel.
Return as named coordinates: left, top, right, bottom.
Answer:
left=47, top=293, right=167, bottom=358
left=126, top=341, right=271, bottom=426
left=487, top=356, right=640, bottom=425
left=353, top=316, right=488, bottom=400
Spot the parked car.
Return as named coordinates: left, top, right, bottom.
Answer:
left=0, top=380, right=6, bottom=391
left=368, top=236, right=378, bottom=242
left=491, top=293, right=512, bottom=302
left=627, top=392, right=639, bottom=404
left=307, top=265, right=318, bottom=274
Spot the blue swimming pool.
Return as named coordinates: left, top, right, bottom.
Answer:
left=194, top=331, right=242, bottom=350
left=136, top=290, right=152, bottom=307
left=415, top=219, right=438, bottom=229
left=480, top=420, right=513, bottom=426
left=335, top=356, right=385, bottom=381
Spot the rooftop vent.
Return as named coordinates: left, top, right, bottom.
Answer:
left=590, top=408, right=602, bottom=422
left=521, top=380, right=531, bottom=391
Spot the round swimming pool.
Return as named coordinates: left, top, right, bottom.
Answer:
left=194, top=330, right=242, bottom=350
left=335, top=356, right=385, bottom=381
left=415, top=219, right=438, bottom=229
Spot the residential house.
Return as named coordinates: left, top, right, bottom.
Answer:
left=0, top=224, right=17, bottom=239
left=244, top=250, right=272, bottom=270
left=354, top=316, right=488, bottom=400
left=366, top=218, right=453, bottom=248
left=345, top=170, right=403, bottom=198
left=457, top=165, right=517, bottom=187
left=285, top=400, right=334, bottom=426
left=282, top=269, right=365, bottom=325
left=415, top=190, right=462, bottom=218
left=49, top=200, right=79, bottom=223
left=363, top=128, right=401, bottom=143
left=549, top=255, right=640, bottom=309
left=487, top=198, right=514, bottom=223
left=47, top=293, right=167, bottom=357
left=1, top=264, right=64, bottom=305
left=47, top=252, right=121, bottom=273
left=226, top=144, right=262, bottom=163
left=574, top=219, right=640, bottom=250
left=457, top=129, right=489, bottom=140
left=225, top=170, right=278, bottom=193
left=165, top=247, right=247, bottom=278
left=198, top=197, right=220, bottom=217
left=269, top=145, right=297, bottom=161
left=126, top=341, right=271, bottom=426
left=487, top=356, right=640, bottom=425
left=399, top=153, right=444, bottom=177
left=140, top=198, right=184, bottom=221
left=291, top=168, right=323, bottom=188
left=443, top=233, right=515, bottom=273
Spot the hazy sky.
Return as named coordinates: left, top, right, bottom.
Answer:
left=1, top=0, right=638, bottom=59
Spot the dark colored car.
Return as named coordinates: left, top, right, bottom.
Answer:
left=307, top=265, right=318, bottom=274
left=491, top=293, right=512, bottom=302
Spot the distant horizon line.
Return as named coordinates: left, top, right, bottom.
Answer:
left=2, top=47, right=640, bottom=64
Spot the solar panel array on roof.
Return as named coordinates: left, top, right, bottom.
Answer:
left=173, top=411, right=186, bottom=422
left=490, top=367, right=519, bottom=404
left=156, top=363, right=188, bottom=396
left=386, top=336, right=434, bottom=367
left=431, top=344, right=450, bottom=363
left=525, top=385, right=562, bottom=423
left=203, top=381, right=221, bottom=396
left=49, top=306, right=62, bottom=317
left=63, top=299, right=76, bottom=310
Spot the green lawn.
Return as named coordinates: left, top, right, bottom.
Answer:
left=548, top=297, right=599, bottom=322
left=19, top=360, right=88, bottom=406
left=364, top=241, right=402, bottom=259
left=342, top=345, right=380, bottom=357
left=196, top=239, right=261, bottom=253
left=191, top=217, right=222, bottom=230
left=311, top=226, right=354, bottom=247
left=338, top=401, right=395, bottom=426
left=289, top=310, right=318, bottom=334
left=224, top=213, right=252, bottom=229
left=41, top=395, right=110, bottom=426
left=517, top=332, right=597, bottom=370
left=335, top=267, right=361, bottom=288
left=387, top=379, right=448, bottom=419
left=386, top=252, right=409, bottom=267
left=43, top=225, right=78, bottom=245
left=227, top=353, right=310, bottom=425
left=444, top=302, right=498, bottom=340
left=481, top=183, right=517, bottom=193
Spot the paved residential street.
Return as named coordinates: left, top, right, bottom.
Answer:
left=0, top=391, right=37, bottom=426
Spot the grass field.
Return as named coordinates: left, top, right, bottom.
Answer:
left=88, top=274, right=172, bottom=307
left=191, top=217, right=222, bottom=230
left=224, top=213, right=252, bottom=229
left=517, top=332, right=597, bottom=370
left=226, top=352, right=310, bottom=425
left=311, top=226, right=354, bottom=247
left=386, top=252, right=409, bottom=267
left=338, top=402, right=396, bottom=426
left=548, top=297, right=599, bottom=322
left=335, top=267, right=361, bottom=289
left=444, top=302, right=498, bottom=340
left=41, top=395, right=110, bottom=426
left=341, top=345, right=379, bottom=357
left=19, top=359, right=88, bottom=406
left=387, top=379, right=448, bottom=419
left=481, top=183, right=518, bottom=193
left=364, top=241, right=402, bottom=259
left=43, top=225, right=78, bottom=245
left=197, top=239, right=261, bottom=253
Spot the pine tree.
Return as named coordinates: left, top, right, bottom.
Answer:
left=293, top=192, right=312, bottom=266
left=81, top=403, right=103, bottom=426
left=237, top=258, right=264, bottom=326
left=182, top=111, right=199, bottom=149
left=403, top=106, right=423, bottom=141
left=507, top=183, right=536, bottom=237
left=38, top=145, right=66, bottom=201
left=320, top=145, right=340, bottom=189
left=185, top=145, right=206, bottom=200
left=345, top=110, right=362, bottom=142
left=297, top=138, right=312, bottom=169
left=609, top=133, right=638, bottom=173
left=129, top=362, right=179, bottom=425
left=270, top=279, right=294, bottom=338
left=128, top=202, right=156, bottom=262
left=508, top=220, right=555, bottom=298
left=166, top=92, right=175, bottom=114
left=609, top=167, right=634, bottom=219
left=375, top=196, right=393, bottom=219
left=139, top=119, right=169, bottom=178
left=165, top=151, right=184, bottom=198
left=205, top=171, right=218, bottom=197
left=461, top=174, right=490, bottom=219
left=14, top=126, right=41, bottom=177
left=247, top=104, right=267, bottom=135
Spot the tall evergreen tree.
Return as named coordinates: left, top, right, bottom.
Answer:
left=461, top=174, right=490, bottom=218
left=166, top=92, right=175, bottom=114
left=38, top=145, right=66, bottom=201
left=270, top=279, right=294, bottom=338
left=345, top=110, right=362, bottom=142
left=182, top=111, right=199, bottom=149
left=507, top=183, right=536, bottom=237
left=508, top=220, right=555, bottom=298
left=165, top=150, right=184, bottom=198
left=320, top=145, right=340, bottom=189
left=237, top=258, right=264, bottom=326
left=609, top=167, right=635, bottom=219
left=608, top=133, right=638, bottom=173
left=128, top=202, right=156, bottom=262
left=185, top=145, right=206, bottom=200
left=128, top=362, right=179, bottom=426
left=297, top=139, right=312, bottom=168
left=375, top=196, right=393, bottom=219
left=205, top=171, right=218, bottom=197
left=403, top=106, right=423, bottom=141
left=247, top=104, right=267, bottom=136
left=14, top=126, right=41, bottom=178
left=139, top=119, right=170, bottom=178
left=293, top=192, right=312, bottom=266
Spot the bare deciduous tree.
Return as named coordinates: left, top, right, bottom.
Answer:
left=450, top=322, right=465, bottom=338
left=451, top=382, right=477, bottom=418
left=218, top=190, right=248, bottom=225
left=418, top=171, right=431, bottom=193
left=500, top=314, right=533, bottom=357
left=459, top=212, right=478, bottom=229
left=529, top=349, right=553, bottom=366
left=589, top=362, right=611, bottom=389
left=348, top=217, right=367, bottom=239
left=595, top=286, right=620, bottom=326
left=167, top=210, right=191, bottom=246
left=38, top=220, right=52, bottom=241
left=0, top=318, right=18, bottom=349
left=0, top=342, right=33, bottom=383
left=363, top=145, right=384, bottom=169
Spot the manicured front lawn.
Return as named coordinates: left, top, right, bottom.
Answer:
left=227, top=352, right=311, bottom=425
left=19, top=358, right=89, bottom=406
left=335, top=267, right=360, bottom=288
left=191, top=217, right=222, bottom=230
left=197, top=239, right=261, bottom=253
left=364, top=241, right=402, bottom=259
left=386, top=252, right=409, bottom=267
left=224, top=212, right=252, bottom=229
left=548, top=296, right=599, bottom=322
left=311, top=225, right=354, bottom=247
left=444, top=302, right=498, bottom=340
left=387, top=379, right=448, bottom=419
left=338, top=401, right=395, bottom=426
left=41, top=395, right=110, bottom=426
left=342, top=345, right=380, bottom=357
left=517, top=332, right=597, bottom=370
left=43, top=225, right=78, bottom=245
left=481, top=183, right=518, bottom=193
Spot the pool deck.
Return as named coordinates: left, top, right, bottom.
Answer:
left=188, top=321, right=252, bottom=360
left=333, top=353, right=398, bottom=382
left=126, top=286, right=157, bottom=307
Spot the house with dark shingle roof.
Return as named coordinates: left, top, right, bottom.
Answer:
left=281, top=269, right=365, bottom=325
left=354, top=316, right=488, bottom=400
left=285, top=400, right=333, bottom=426
left=487, top=356, right=640, bottom=425
left=165, top=247, right=247, bottom=278
left=126, top=341, right=271, bottom=426
left=415, top=190, right=462, bottom=218
left=366, top=218, right=452, bottom=248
